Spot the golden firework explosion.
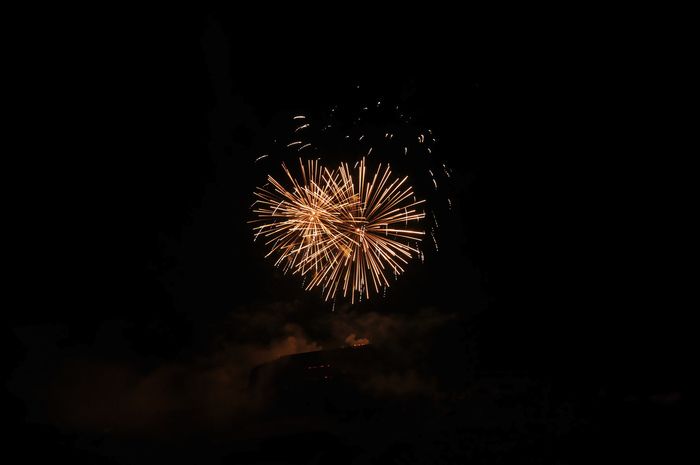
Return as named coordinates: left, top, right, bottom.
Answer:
left=251, top=158, right=425, bottom=303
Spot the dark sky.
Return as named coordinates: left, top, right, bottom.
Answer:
left=5, top=9, right=687, bottom=464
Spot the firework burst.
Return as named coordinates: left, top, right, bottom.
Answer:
left=251, top=158, right=425, bottom=303
left=249, top=83, right=457, bottom=304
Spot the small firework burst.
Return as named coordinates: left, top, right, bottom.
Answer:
left=251, top=158, right=425, bottom=303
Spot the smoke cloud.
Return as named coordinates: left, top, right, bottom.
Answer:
left=9, top=302, right=462, bottom=437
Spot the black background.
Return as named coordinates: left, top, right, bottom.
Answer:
left=5, top=9, right=687, bottom=464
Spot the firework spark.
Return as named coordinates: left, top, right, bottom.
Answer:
left=251, top=158, right=425, bottom=303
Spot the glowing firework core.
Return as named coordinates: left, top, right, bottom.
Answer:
left=251, top=158, right=425, bottom=303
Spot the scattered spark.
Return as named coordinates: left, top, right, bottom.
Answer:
left=430, top=229, right=439, bottom=251
left=443, top=163, right=451, bottom=177
left=294, top=123, right=310, bottom=132
left=293, top=115, right=306, bottom=120
left=255, top=154, right=269, bottom=163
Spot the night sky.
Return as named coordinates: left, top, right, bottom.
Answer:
left=5, top=10, right=687, bottom=464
